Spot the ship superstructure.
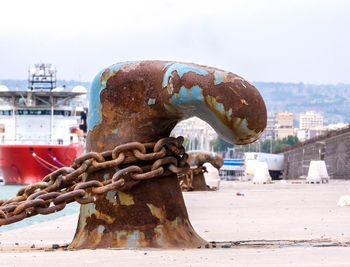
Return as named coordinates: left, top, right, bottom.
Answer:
left=0, top=63, right=85, bottom=184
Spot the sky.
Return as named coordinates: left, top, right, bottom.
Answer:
left=0, top=0, right=349, bottom=84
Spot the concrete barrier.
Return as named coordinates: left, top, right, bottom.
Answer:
left=203, top=163, right=221, bottom=190
left=252, top=162, right=272, bottom=184
left=306, top=160, right=329, bottom=183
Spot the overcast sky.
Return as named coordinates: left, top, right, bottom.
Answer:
left=0, top=0, right=349, bottom=84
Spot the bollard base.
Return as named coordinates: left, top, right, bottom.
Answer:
left=69, top=173, right=206, bottom=249
left=191, top=173, right=211, bottom=191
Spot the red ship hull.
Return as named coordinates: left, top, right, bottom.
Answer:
left=0, top=143, right=84, bottom=185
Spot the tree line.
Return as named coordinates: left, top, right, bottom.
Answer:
left=211, top=135, right=299, bottom=153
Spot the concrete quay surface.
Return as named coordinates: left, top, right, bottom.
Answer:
left=0, top=180, right=350, bottom=266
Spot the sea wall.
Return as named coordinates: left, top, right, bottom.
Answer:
left=278, top=127, right=350, bottom=180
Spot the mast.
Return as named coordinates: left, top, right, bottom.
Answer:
left=28, top=63, right=57, bottom=143
left=28, top=63, right=56, bottom=91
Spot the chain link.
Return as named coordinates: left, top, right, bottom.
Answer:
left=0, top=136, right=189, bottom=226
left=179, top=166, right=207, bottom=191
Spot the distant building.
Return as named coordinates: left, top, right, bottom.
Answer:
left=299, top=111, right=323, bottom=130
left=261, top=112, right=295, bottom=140
left=171, top=117, right=217, bottom=151
left=325, top=122, right=348, bottom=131
left=296, top=129, right=307, bottom=141
left=296, top=127, right=325, bottom=141
left=261, top=114, right=276, bottom=140
left=297, top=111, right=324, bottom=141
left=296, top=122, right=348, bottom=142
left=275, top=112, right=295, bottom=139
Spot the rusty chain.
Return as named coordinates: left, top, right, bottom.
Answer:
left=0, top=136, right=189, bottom=226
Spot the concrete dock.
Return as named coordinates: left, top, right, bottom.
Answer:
left=1, top=180, right=349, bottom=266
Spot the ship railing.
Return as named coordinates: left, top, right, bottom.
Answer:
left=0, top=134, right=83, bottom=145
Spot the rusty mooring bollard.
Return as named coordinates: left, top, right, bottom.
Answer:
left=70, top=61, right=266, bottom=249
left=180, top=151, right=224, bottom=191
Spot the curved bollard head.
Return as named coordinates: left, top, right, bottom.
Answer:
left=87, top=61, right=266, bottom=151
left=71, top=61, right=267, bottom=249
left=187, top=151, right=224, bottom=170
left=184, top=151, right=223, bottom=191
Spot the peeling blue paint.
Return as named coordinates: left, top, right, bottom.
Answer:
left=89, top=203, right=94, bottom=213
left=179, top=86, right=188, bottom=103
left=169, top=85, right=205, bottom=109
left=162, top=63, right=208, bottom=87
left=148, top=98, right=156, bottom=105
left=127, top=231, right=140, bottom=247
left=103, top=173, right=110, bottom=180
left=155, top=225, right=163, bottom=233
left=114, top=231, right=140, bottom=247
left=217, top=103, right=225, bottom=114
left=88, top=61, right=141, bottom=131
left=88, top=73, right=104, bottom=132
left=113, top=128, right=118, bottom=134
left=98, top=225, right=105, bottom=235
left=233, top=118, right=242, bottom=128
left=189, top=85, right=204, bottom=103
left=166, top=84, right=236, bottom=143
left=106, top=190, right=116, bottom=203
left=240, top=119, right=249, bottom=132
left=214, top=71, right=223, bottom=85
left=166, top=84, right=258, bottom=144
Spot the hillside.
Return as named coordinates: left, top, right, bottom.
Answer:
left=253, top=82, right=350, bottom=125
left=1, top=80, right=349, bottom=125
left=0, top=79, right=90, bottom=93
